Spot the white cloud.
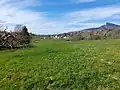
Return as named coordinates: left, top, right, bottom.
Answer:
left=67, top=5, right=120, bottom=21
left=0, top=0, right=120, bottom=34
left=72, top=0, right=96, bottom=3
left=0, top=0, right=47, bottom=33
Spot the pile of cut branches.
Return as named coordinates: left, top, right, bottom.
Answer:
left=0, top=24, right=31, bottom=48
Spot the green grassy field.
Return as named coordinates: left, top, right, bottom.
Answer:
left=0, top=39, right=120, bottom=90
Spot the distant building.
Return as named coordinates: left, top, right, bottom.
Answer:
left=43, top=37, right=46, bottom=39
left=52, top=35, right=60, bottom=39
left=63, top=36, right=67, bottom=39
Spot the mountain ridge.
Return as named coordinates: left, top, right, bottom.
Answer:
left=82, top=22, right=120, bottom=32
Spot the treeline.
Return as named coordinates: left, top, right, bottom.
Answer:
left=69, top=29, right=120, bottom=41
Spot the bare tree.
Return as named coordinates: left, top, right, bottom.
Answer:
left=14, top=24, right=31, bottom=46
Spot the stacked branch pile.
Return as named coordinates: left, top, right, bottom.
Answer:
left=0, top=24, right=31, bottom=48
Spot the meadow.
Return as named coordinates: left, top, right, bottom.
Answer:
left=0, top=39, right=120, bottom=90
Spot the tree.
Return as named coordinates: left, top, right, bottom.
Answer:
left=14, top=24, right=31, bottom=46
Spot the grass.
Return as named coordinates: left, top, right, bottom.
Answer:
left=0, top=39, right=120, bottom=90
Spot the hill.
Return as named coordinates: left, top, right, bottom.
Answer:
left=35, top=22, right=120, bottom=40
left=56, top=22, right=120, bottom=40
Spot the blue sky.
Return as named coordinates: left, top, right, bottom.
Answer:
left=0, top=0, right=120, bottom=34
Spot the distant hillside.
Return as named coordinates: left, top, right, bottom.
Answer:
left=56, top=22, right=120, bottom=40
left=35, top=22, right=120, bottom=40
